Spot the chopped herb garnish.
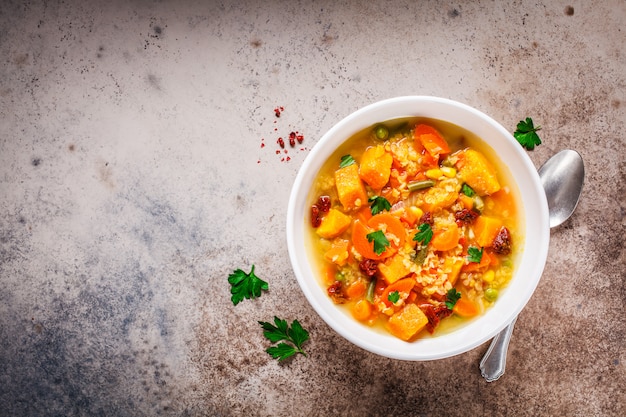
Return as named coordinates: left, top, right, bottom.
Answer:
left=445, top=288, right=461, bottom=310
left=227, top=265, right=269, bottom=305
left=368, top=196, right=392, bottom=215
left=461, top=183, right=475, bottom=197
left=388, top=291, right=400, bottom=304
left=259, top=317, right=309, bottom=361
left=513, top=117, right=542, bottom=150
left=467, top=246, right=484, bottom=263
left=366, top=230, right=390, bottom=255
left=339, top=154, right=355, bottom=168
left=413, top=223, right=433, bottom=246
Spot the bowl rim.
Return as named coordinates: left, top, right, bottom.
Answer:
left=286, top=96, right=550, bottom=360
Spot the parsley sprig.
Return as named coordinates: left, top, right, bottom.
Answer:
left=514, top=117, right=542, bottom=150
left=461, top=183, right=475, bottom=197
left=366, top=230, right=390, bottom=255
left=388, top=291, right=400, bottom=304
left=368, top=196, right=391, bottom=215
left=227, top=265, right=269, bottom=305
left=445, top=288, right=461, bottom=310
left=259, top=317, right=309, bottom=361
left=413, top=223, right=433, bottom=246
left=467, top=246, right=484, bottom=263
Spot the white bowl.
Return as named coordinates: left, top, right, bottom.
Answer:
left=286, top=96, right=549, bottom=360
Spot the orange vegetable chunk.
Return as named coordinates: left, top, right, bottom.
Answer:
left=444, top=257, right=465, bottom=285
left=323, top=239, right=350, bottom=266
left=381, top=277, right=416, bottom=305
left=461, top=249, right=491, bottom=272
left=359, top=145, right=393, bottom=189
left=351, top=299, right=374, bottom=322
left=473, top=215, right=503, bottom=248
left=453, top=297, right=480, bottom=317
left=367, top=213, right=406, bottom=248
left=316, top=208, right=351, bottom=239
left=431, top=223, right=460, bottom=251
left=352, top=213, right=406, bottom=260
left=378, top=255, right=412, bottom=285
left=414, top=124, right=450, bottom=158
left=335, top=163, right=368, bottom=210
left=387, top=303, right=429, bottom=341
left=456, top=149, right=501, bottom=196
left=352, top=221, right=393, bottom=260
left=346, top=280, right=367, bottom=300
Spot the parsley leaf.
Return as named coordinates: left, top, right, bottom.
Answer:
left=227, top=265, right=269, bottom=305
left=339, top=154, right=355, bottom=168
left=514, top=117, right=542, bottom=150
left=467, top=246, right=484, bottom=263
left=388, top=291, right=400, bottom=304
left=366, top=230, right=390, bottom=255
left=413, top=223, right=433, bottom=246
left=445, top=288, right=461, bottom=310
left=461, top=183, right=475, bottom=197
left=368, top=196, right=391, bottom=215
left=259, top=317, right=309, bottom=361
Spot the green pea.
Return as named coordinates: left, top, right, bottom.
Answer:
left=373, top=124, right=389, bottom=141
left=485, top=288, right=498, bottom=302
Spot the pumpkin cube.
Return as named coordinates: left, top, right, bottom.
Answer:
left=335, top=163, right=368, bottom=211
left=316, top=209, right=352, bottom=239
left=359, top=145, right=393, bottom=189
left=387, top=303, right=428, bottom=341
left=457, top=149, right=501, bottom=196
left=378, top=253, right=411, bottom=285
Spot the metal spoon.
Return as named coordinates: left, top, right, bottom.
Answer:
left=479, top=149, right=584, bottom=382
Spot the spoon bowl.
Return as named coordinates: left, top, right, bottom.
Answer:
left=480, top=149, right=584, bottom=381
left=539, top=150, right=585, bottom=228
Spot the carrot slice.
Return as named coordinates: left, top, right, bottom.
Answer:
left=352, top=213, right=406, bottom=260
left=345, top=280, right=367, bottom=300
left=381, top=277, right=417, bottom=307
left=414, top=124, right=450, bottom=158
left=352, top=220, right=392, bottom=260
left=351, top=299, right=374, bottom=322
left=367, top=213, right=406, bottom=248
left=431, top=223, right=460, bottom=251
left=355, top=206, right=373, bottom=224
left=461, top=249, right=491, bottom=272
left=453, top=297, right=480, bottom=317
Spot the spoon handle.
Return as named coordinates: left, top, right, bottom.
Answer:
left=479, top=317, right=517, bottom=382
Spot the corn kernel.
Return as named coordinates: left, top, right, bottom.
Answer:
left=441, top=166, right=457, bottom=178
left=425, top=168, right=443, bottom=180
left=483, top=270, right=495, bottom=283
left=409, top=206, right=423, bottom=220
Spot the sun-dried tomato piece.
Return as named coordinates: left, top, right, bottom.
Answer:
left=311, top=204, right=321, bottom=228
left=420, top=211, right=434, bottom=226
left=327, top=281, right=346, bottom=304
left=492, top=227, right=512, bottom=255
left=455, top=208, right=479, bottom=225
left=317, top=195, right=331, bottom=213
left=359, top=259, right=378, bottom=276
left=420, top=303, right=453, bottom=333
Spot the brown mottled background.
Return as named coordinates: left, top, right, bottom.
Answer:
left=0, top=0, right=624, bottom=416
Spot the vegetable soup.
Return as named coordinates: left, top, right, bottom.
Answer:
left=306, top=118, right=523, bottom=341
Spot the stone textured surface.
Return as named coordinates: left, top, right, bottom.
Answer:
left=1, top=1, right=624, bottom=416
